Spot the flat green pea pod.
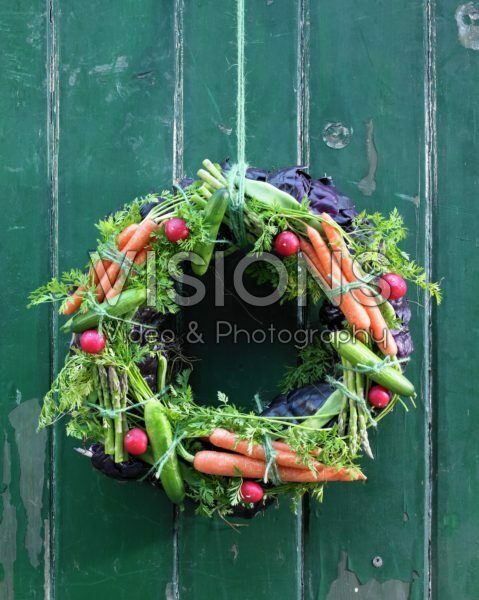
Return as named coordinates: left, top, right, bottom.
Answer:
left=240, top=178, right=300, bottom=212
left=329, top=330, right=415, bottom=397
left=144, top=399, right=185, bottom=505
left=302, top=389, right=346, bottom=430
left=192, top=189, right=229, bottom=276
left=62, top=288, right=147, bottom=333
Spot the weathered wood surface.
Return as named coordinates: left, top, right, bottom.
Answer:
left=0, top=1, right=476, bottom=598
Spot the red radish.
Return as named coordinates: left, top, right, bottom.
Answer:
left=274, top=231, right=300, bottom=257
left=124, top=428, right=149, bottom=455
left=379, top=273, right=407, bottom=301
left=368, top=385, right=392, bottom=409
left=240, top=481, right=264, bottom=503
left=79, top=329, right=105, bottom=354
left=165, top=218, right=190, bottom=243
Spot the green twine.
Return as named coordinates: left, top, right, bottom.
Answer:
left=338, top=356, right=409, bottom=375
left=326, top=376, right=377, bottom=428
left=87, top=385, right=171, bottom=419
left=140, top=430, right=186, bottom=482
left=87, top=398, right=150, bottom=419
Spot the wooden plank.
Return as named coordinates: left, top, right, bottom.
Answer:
left=434, top=2, right=479, bottom=597
left=0, top=2, right=51, bottom=598
left=177, top=1, right=304, bottom=598
left=53, top=4, right=177, bottom=598
left=306, top=2, right=428, bottom=598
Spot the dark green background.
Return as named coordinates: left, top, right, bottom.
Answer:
left=1, top=1, right=476, bottom=598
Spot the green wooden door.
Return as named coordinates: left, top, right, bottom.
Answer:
left=1, top=1, right=477, bottom=598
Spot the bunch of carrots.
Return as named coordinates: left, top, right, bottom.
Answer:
left=300, top=214, right=397, bottom=356
left=193, top=428, right=365, bottom=482
left=63, top=218, right=159, bottom=315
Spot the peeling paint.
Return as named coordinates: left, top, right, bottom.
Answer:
left=327, top=553, right=411, bottom=600
left=0, top=434, right=17, bottom=600
left=9, top=399, right=47, bottom=569
left=165, top=581, right=175, bottom=599
left=230, top=543, right=239, bottom=561
left=89, top=55, right=129, bottom=75
left=69, top=67, right=80, bottom=86
left=456, top=3, right=479, bottom=50
left=358, top=119, right=377, bottom=196
left=395, top=192, right=420, bottom=207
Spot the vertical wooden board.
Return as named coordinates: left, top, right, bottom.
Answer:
left=0, top=3, right=50, bottom=598
left=434, top=3, right=479, bottom=597
left=306, top=2, right=428, bottom=598
left=178, top=1, right=303, bottom=598
left=54, top=4, right=177, bottom=598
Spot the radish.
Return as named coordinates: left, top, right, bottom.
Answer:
left=379, top=273, right=407, bottom=301
left=165, top=218, right=189, bottom=242
left=124, top=428, right=149, bottom=455
left=368, top=385, right=391, bottom=409
left=240, top=480, right=264, bottom=503
left=79, top=329, right=105, bottom=354
left=274, top=231, right=300, bottom=257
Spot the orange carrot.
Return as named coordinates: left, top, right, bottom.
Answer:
left=321, top=215, right=397, bottom=355
left=117, top=223, right=138, bottom=248
left=193, top=451, right=365, bottom=482
left=299, top=238, right=330, bottom=282
left=96, top=218, right=158, bottom=301
left=305, top=226, right=371, bottom=334
left=103, top=248, right=149, bottom=301
left=209, top=428, right=320, bottom=470
left=62, top=223, right=139, bottom=315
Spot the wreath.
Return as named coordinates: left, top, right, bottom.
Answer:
left=29, top=159, right=440, bottom=519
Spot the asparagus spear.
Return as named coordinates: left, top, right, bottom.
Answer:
left=98, top=366, right=115, bottom=456
left=108, top=367, right=125, bottom=463
left=119, top=371, right=129, bottom=443
left=356, top=371, right=374, bottom=459
left=344, top=360, right=359, bottom=455
left=338, top=357, right=349, bottom=436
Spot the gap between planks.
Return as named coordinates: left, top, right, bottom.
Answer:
left=47, top=0, right=60, bottom=598
left=423, top=1, right=437, bottom=599
left=172, top=0, right=185, bottom=598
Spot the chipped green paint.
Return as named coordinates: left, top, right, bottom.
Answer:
left=9, top=399, right=47, bottom=570
left=327, top=553, right=414, bottom=600
left=0, top=1, right=477, bottom=598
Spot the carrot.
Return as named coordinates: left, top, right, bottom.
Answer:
left=103, top=248, right=149, bottom=301
left=193, top=451, right=365, bottom=482
left=305, top=226, right=371, bottom=334
left=209, top=428, right=320, bottom=470
left=117, top=223, right=138, bottom=248
left=299, top=238, right=330, bottom=283
left=62, top=223, right=140, bottom=315
left=96, top=218, right=158, bottom=301
left=321, top=215, right=397, bottom=356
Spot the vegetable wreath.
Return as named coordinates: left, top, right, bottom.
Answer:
left=30, top=159, right=440, bottom=519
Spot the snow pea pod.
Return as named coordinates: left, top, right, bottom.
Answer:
left=62, top=288, right=147, bottom=333
left=192, top=189, right=229, bottom=276
left=144, top=398, right=185, bottom=505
